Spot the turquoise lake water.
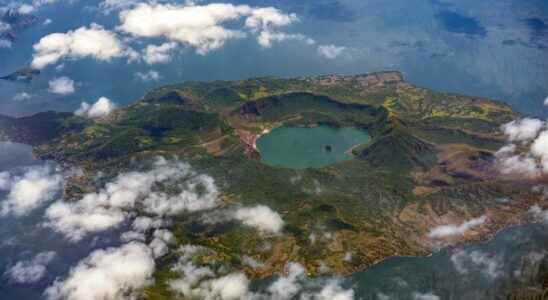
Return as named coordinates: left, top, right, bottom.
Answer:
left=256, top=125, right=370, bottom=169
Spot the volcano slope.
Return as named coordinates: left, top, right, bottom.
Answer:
left=1, top=71, right=546, bottom=296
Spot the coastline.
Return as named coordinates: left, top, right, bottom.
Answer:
left=340, top=220, right=546, bottom=279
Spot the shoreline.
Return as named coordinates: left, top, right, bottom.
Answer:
left=339, top=219, right=546, bottom=279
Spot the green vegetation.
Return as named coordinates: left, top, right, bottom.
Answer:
left=2, top=71, right=538, bottom=290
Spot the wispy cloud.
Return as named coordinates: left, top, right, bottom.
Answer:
left=48, top=76, right=75, bottom=95
left=44, top=157, right=219, bottom=241
left=5, top=251, right=56, bottom=284
left=317, top=44, right=347, bottom=59
left=135, top=70, right=161, bottom=81
left=412, top=292, right=440, bottom=300
left=428, top=216, right=486, bottom=239
left=450, top=249, right=502, bottom=280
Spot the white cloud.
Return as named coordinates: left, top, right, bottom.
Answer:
left=48, top=76, right=75, bottom=95
left=243, top=7, right=305, bottom=48
left=169, top=245, right=217, bottom=298
left=149, top=229, right=175, bottom=258
left=412, top=292, right=440, bottom=300
left=450, top=249, right=502, bottom=280
left=267, top=262, right=306, bottom=299
left=75, top=97, right=116, bottom=118
left=118, top=2, right=304, bottom=55
left=169, top=245, right=356, bottom=300
left=45, top=199, right=127, bottom=242
left=233, top=205, right=284, bottom=234
left=428, top=215, right=486, bottom=239
left=131, top=216, right=165, bottom=232
left=343, top=252, right=352, bottom=262
left=172, top=270, right=250, bottom=300
left=169, top=245, right=251, bottom=300
left=30, top=2, right=311, bottom=68
left=0, top=39, right=12, bottom=48
left=544, top=96, right=548, bottom=106
left=32, top=24, right=128, bottom=69
left=45, top=157, right=219, bottom=241
left=244, top=7, right=298, bottom=31
left=43, top=18, right=52, bottom=26
left=13, top=92, right=32, bottom=101
left=118, top=3, right=249, bottom=55
left=0, top=21, right=11, bottom=32
left=74, top=102, right=91, bottom=116
left=376, top=292, right=392, bottom=300
left=120, top=230, right=146, bottom=242
left=45, top=242, right=155, bottom=300
left=501, top=118, right=544, bottom=142
left=266, top=263, right=355, bottom=300
left=529, top=205, right=548, bottom=222
left=143, top=42, right=177, bottom=64
left=495, top=142, right=539, bottom=176
left=496, top=143, right=516, bottom=156
left=99, top=0, right=139, bottom=13
left=530, top=130, right=548, bottom=172
left=257, top=31, right=311, bottom=48
left=317, top=44, right=347, bottom=59
left=308, top=280, right=355, bottom=300
left=85, top=97, right=115, bottom=118
left=141, top=173, right=219, bottom=216
left=1, top=165, right=62, bottom=217
left=242, top=255, right=264, bottom=269
left=496, top=118, right=548, bottom=176
left=0, top=172, right=10, bottom=190
left=148, top=238, right=168, bottom=258
left=32, top=0, right=59, bottom=9
left=135, top=70, right=161, bottom=81
left=5, top=251, right=56, bottom=284
left=205, top=273, right=250, bottom=300
left=131, top=216, right=155, bottom=232
left=0, top=1, right=57, bottom=24
left=18, top=4, right=35, bottom=14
